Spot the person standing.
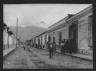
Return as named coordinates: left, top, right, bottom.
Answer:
left=48, top=42, right=54, bottom=59
left=23, top=46, right=25, bottom=50
left=53, top=41, right=56, bottom=52
left=65, top=39, right=69, bottom=53
left=61, top=40, right=64, bottom=54
left=62, top=39, right=66, bottom=54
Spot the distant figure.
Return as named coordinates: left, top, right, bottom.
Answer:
left=23, top=46, right=25, bottom=50
left=61, top=39, right=66, bottom=54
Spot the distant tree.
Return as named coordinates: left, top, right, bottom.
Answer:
left=8, top=31, right=14, bottom=36
left=3, top=23, right=7, bottom=31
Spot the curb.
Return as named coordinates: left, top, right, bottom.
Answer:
left=64, top=53, right=93, bottom=62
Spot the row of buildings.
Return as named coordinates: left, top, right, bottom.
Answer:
left=3, top=24, right=17, bottom=50
left=29, top=5, right=93, bottom=56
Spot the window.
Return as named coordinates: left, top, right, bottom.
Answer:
left=88, top=15, right=93, bottom=49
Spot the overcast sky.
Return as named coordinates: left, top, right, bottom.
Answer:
left=3, top=4, right=92, bottom=28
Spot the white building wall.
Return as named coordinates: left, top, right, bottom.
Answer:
left=4, top=32, right=8, bottom=44
left=48, top=25, right=68, bottom=45
left=3, top=29, right=16, bottom=49
left=36, top=38, right=38, bottom=44
left=42, top=35, right=45, bottom=45
left=40, top=36, right=41, bottom=45
left=78, top=12, right=92, bottom=55
left=45, top=34, right=48, bottom=43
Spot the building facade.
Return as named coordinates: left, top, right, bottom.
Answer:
left=33, top=31, right=48, bottom=49
left=47, top=5, right=93, bottom=55
left=3, top=29, right=16, bottom=50
left=47, top=15, right=72, bottom=52
left=32, top=5, right=93, bottom=56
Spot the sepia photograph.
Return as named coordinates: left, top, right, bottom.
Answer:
left=3, top=4, right=93, bottom=69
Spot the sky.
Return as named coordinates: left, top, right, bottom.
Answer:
left=3, top=4, right=92, bottom=28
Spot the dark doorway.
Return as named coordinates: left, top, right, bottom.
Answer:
left=59, top=32, right=62, bottom=44
left=53, top=37, right=55, bottom=43
left=38, top=39, right=40, bottom=45
left=69, top=20, right=78, bottom=52
left=41, top=37, right=42, bottom=45
left=48, top=36, right=51, bottom=42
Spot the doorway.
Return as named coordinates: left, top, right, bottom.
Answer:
left=69, top=20, right=78, bottom=52
left=59, top=32, right=62, bottom=44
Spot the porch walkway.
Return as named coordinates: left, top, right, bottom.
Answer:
left=56, top=50, right=93, bottom=61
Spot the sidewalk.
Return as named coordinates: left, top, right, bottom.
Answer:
left=64, top=53, right=93, bottom=61
left=29, top=47, right=93, bottom=68
left=43, top=48, right=93, bottom=61
left=3, top=46, right=16, bottom=56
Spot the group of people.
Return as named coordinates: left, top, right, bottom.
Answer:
left=46, top=38, right=77, bottom=59
left=27, top=38, right=77, bottom=59
left=61, top=39, right=77, bottom=54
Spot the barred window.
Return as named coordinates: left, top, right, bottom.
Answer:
left=88, top=15, right=93, bottom=49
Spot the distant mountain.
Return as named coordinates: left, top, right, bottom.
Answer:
left=9, top=26, right=47, bottom=42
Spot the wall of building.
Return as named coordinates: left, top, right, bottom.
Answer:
left=48, top=24, right=68, bottom=52
left=48, top=25, right=68, bottom=44
left=3, top=30, right=16, bottom=50
left=36, top=37, right=38, bottom=44
left=42, top=35, right=45, bottom=45
left=78, top=11, right=93, bottom=55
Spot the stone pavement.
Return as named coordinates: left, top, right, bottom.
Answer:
left=28, top=47, right=93, bottom=69
left=3, top=47, right=29, bottom=69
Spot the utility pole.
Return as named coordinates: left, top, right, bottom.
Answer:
left=16, top=18, right=18, bottom=48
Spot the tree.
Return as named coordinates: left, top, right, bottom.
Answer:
left=3, top=23, right=7, bottom=31
left=8, top=31, right=14, bottom=36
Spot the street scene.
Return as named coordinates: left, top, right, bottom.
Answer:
left=3, top=4, right=93, bottom=69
